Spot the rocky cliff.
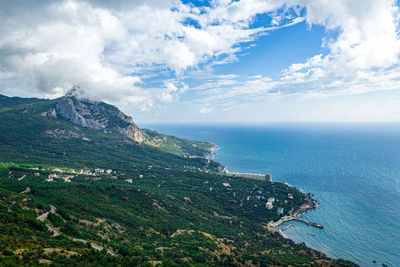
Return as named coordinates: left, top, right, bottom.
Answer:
left=44, top=86, right=146, bottom=143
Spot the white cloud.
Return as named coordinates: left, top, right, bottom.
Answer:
left=189, top=0, right=400, bottom=114
left=0, top=0, right=400, bottom=120
left=280, top=0, right=400, bottom=90
left=0, top=0, right=286, bottom=108
left=199, top=105, right=213, bottom=114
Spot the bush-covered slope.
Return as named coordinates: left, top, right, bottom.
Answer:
left=0, top=94, right=47, bottom=109
left=0, top=163, right=357, bottom=266
left=0, top=93, right=218, bottom=162
left=0, top=100, right=221, bottom=172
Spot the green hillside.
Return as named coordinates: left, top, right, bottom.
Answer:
left=0, top=98, right=221, bottom=173
left=0, top=163, right=356, bottom=266
left=0, top=95, right=357, bottom=266
left=0, top=94, right=47, bottom=109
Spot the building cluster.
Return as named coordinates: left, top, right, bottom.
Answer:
left=220, top=181, right=288, bottom=216
left=45, top=173, right=73, bottom=182
left=43, top=168, right=115, bottom=183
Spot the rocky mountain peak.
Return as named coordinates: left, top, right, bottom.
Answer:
left=43, top=86, right=147, bottom=142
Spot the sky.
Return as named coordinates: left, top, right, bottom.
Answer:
left=1, top=0, right=400, bottom=123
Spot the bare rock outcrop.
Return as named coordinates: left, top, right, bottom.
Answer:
left=44, top=86, right=147, bottom=143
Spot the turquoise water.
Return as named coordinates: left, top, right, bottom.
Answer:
left=143, top=123, right=400, bottom=266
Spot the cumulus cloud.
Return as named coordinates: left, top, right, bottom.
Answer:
left=188, top=0, right=400, bottom=113
left=0, top=0, right=399, bottom=116
left=0, top=0, right=305, bottom=109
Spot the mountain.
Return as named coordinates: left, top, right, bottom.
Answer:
left=0, top=94, right=48, bottom=109
left=0, top=91, right=356, bottom=266
left=43, top=86, right=146, bottom=142
left=0, top=87, right=219, bottom=170
left=26, top=86, right=217, bottom=157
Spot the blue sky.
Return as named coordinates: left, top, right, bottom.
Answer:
left=1, top=0, right=400, bottom=123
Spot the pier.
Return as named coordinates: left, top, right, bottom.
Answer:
left=295, top=217, right=324, bottom=229
left=267, top=215, right=324, bottom=233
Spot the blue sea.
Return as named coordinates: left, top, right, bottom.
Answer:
left=143, top=123, right=400, bottom=267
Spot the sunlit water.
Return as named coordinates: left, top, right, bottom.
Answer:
left=143, top=123, right=400, bottom=267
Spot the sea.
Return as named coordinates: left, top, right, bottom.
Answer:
left=143, top=123, right=400, bottom=267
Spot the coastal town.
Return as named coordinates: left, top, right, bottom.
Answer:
left=9, top=163, right=324, bottom=239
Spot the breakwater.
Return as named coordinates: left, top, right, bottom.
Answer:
left=267, top=215, right=324, bottom=233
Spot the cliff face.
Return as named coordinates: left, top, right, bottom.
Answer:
left=55, top=97, right=108, bottom=130
left=47, top=86, right=146, bottom=143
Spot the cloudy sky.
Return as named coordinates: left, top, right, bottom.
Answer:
left=1, top=0, right=400, bottom=123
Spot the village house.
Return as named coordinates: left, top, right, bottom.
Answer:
left=125, top=179, right=133, bottom=183
left=95, top=168, right=104, bottom=174
left=61, top=175, right=74, bottom=182
left=45, top=174, right=56, bottom=182
left=106, top=169, right=112, bottom=174
left=83, top=170, right=95, bottom=176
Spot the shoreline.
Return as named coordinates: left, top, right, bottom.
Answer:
left=206, top=142, right=324, bottom=239
left=266, top=189, right=323, bottom=235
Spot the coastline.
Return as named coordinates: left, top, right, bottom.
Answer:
left=266, top=188, right=323, bottom=234
left=206, top=142, right=323, bottom=235
left=148, top=124, right=379, bottom=266
left=205, top=142, right=219, bottom=157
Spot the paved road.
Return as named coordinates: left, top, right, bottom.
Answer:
left=37, top=212, right=49, bottom=222
left=46, top=224, right=60, bottom=236
left=20, top=187, right=31, bottom=194
left=37, top=205, right=56, bottom=222
left=49, top=205, right=56, bottom=214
